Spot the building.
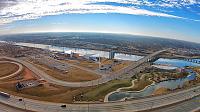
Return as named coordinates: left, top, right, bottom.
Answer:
left=109, top=51, right=115, bottom=59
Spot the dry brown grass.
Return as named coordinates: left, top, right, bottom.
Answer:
left=65, top=60, right=99, bottom=70
left=30, top=61, right=100, bottom=82
left=111, top=61, right=132, bottom=72
left=0, top=82, right=92, bottom=103
left=65, top=58, right=131, bottom=72
left=152, top=87, right=169, bottom=95
left=0, top=66, right=38, bottom=83
left=0, top=63, right=19, bottom=77
left=193, top=67, right=200, bottom=74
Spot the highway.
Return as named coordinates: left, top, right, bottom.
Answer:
left=0, top=83, right=200, bottom=112
left=0, top=103, right=28, bottom=112
left=113, top=49, right=167, bottom=78
left=0, top=49, right=167, bottom=87
left=150, top=95, right=200, bottom=112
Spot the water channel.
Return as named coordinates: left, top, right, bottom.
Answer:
left=107, top=59, right=200, bottom=102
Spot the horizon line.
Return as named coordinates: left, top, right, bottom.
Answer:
left=0, top=31, right=199, bottom=44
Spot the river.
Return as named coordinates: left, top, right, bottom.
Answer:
left=14, top=42, right=144, bottom=61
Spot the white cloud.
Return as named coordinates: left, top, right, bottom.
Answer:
left=0, top=0, right=199, bottom=25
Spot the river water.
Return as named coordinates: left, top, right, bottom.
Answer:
left=14, top=42, right=144, bottom=61
left=154, top=58, right=200, bottom=68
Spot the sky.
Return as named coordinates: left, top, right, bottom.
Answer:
left=0, top=0, right=200, bottom=43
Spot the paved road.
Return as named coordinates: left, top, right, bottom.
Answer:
left=0, top=61, right=23, bottom=80
left=1, top=84, right=200, bottom=112
left=150, top=95, right=200, bottom=112
left=0, top=49, right=166, bottom=87
left=112, top=49, right=167, bottom=78
left=0, top=103, right=27, bottom=112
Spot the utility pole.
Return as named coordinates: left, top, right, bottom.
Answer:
left=99, top=54, right=101, bottom=69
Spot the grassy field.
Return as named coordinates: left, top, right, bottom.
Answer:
left=152, top=87, right=169, bottom=95
left=121, top=75, right=153, bottom=91
left=0, top=82, right=92, bottom=103
left=65, top=58, right=131, bottom=72
left=30, top=61, right=101, bottom=82
left=101, top=59, right=132, bottom=72
left=78, top=79, right=132, bottom=101
left=111, top=61, right=132, bottom=72
left=0, top=63, right=19, bottom=77
left=65, top=60, right=99, bottom=70
left=0, top=79, right=132, bottom=103
left=193, top=66, right=200, bottom=74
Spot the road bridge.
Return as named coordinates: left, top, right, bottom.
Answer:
left=112, top=49, right=168, bottom=79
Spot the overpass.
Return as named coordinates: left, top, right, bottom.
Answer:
left=112, top=49, right=168, bottom=79
left=0, top=49, right=167, bottom=87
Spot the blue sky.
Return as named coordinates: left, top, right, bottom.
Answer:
left=0, top=0, right=200, bottom=43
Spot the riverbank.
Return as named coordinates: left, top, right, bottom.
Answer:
left=105, top=66, right=199, bottom=102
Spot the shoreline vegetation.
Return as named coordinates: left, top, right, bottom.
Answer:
left=121, top=75, right=153, bottom=92
left=104, top=67, right=200, bottom=102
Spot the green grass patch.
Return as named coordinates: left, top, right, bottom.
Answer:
left=80, top=79, right=132, bottom=101
left=122, top=79, right=152, bottom=91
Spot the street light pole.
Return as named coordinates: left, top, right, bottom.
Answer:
left=99, top=54, right=101, bottom=69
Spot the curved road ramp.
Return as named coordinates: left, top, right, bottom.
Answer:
left=0, top=85, right=200, bottom=112
left=0, top=61, right=23, bottom=80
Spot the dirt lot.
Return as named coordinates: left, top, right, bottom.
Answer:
left=0, top=63, right=19, bottom=77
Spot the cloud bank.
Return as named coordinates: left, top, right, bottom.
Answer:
left=0, top=0, right=200, bottom=24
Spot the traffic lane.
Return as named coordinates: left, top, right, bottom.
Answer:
left=0, top=103, right=28, bottom=112
left=150, top=95, right=200, bottom=112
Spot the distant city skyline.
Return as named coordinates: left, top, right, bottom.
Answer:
left=0, top=0, right=200, bottom=43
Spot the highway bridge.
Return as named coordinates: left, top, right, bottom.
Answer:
left=0, top=49, right=167, bottom=87
left=113, top=49, right=167, bottom=79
